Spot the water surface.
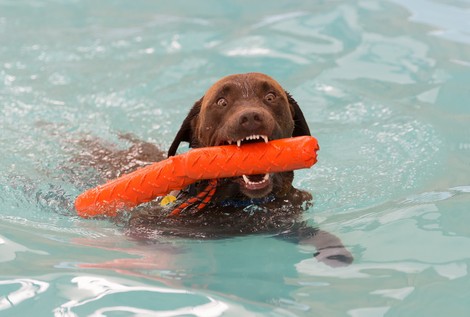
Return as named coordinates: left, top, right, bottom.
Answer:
left=1, top=0, right=470, bottom=316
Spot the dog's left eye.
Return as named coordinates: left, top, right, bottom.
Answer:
left=265, top=93, right=276, bottom=102
left=217, top=98, right=228, bottom=107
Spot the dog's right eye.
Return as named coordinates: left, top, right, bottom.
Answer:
left=217, top=98, right=228, bottom=107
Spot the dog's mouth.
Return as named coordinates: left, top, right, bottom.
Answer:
left=221, top=134, right=269, bottom=147
left=220, top=134, right=273, bottom=198
left=241, top=173, right=271, bottom=192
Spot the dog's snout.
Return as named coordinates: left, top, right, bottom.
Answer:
left=239, top=111, right=264, bottom=130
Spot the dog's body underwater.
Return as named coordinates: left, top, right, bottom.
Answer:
left=73, top=73, right=353, bottom=267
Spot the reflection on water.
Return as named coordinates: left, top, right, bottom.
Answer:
left=0, top=278, right=49, bottom=311
left=0, top=275, right=243, bottom=317
left=54, top=276, right=229, bottom=317
left=0, top=234, right=48, bottom=263
left=391, top=0, right=470, bottom=44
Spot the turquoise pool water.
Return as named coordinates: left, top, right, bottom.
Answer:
left=1, top=0, right=470, bottom=316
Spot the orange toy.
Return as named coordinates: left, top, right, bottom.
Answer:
left=75, top=136, right=319, bottom=218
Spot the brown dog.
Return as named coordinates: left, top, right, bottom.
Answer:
left=74, top=73, right=353, bottom=266
left=167, top=72, right=312, bottom=202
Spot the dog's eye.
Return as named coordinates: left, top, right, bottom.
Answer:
left=217, top=98, right=228, bottom=107
left=265, top=93, right=276, bottom=102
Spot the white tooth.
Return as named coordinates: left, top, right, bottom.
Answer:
left=255, top=135, right=260, bottom=139
left=263, top=174, right=269, bottom=180
left=262, top=135, right=268, bottom=143
left=242, top=175, right=250, bottom=183
left=227, top=140, right=232, bottom=145
left=237, top=140, right=242, bottom=147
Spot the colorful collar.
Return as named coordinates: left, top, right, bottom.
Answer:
left=218, top=194, right=276, bottom=208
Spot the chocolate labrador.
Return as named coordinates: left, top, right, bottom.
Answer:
left=73, top=73, right=353, bottom=266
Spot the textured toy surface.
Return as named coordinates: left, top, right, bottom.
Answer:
left=75, top=136, right=319, bottom=218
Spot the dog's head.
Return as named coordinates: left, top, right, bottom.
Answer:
left=168, top=73, right=310, bottom=199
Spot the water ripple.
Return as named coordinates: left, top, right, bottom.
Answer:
left=0, top=233, right=48, bottom=263
left=0, top=278, right=49, bottom=311
left=51, top=275, right=279, bottom=317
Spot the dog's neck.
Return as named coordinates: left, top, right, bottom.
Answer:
left=184, top=176, right=299, bottom=207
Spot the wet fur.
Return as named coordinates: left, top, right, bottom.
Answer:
left=76, top=73, right=353, bottom=267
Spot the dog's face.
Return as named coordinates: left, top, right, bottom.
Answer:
left=168, top=73, right=310, bottom=199
left=196, top=73, right=295, bottom=146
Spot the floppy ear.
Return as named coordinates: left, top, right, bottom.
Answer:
left=286, top=91, right=311, bottom=137
left=167, top=98, right=202, bottom=157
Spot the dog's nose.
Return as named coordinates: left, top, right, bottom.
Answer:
left=239, top=111, right=264, bottom=130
